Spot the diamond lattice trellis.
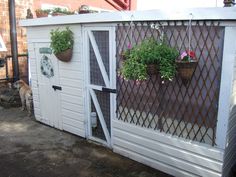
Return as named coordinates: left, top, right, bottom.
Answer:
left=116, top=21, right=224, bottom=146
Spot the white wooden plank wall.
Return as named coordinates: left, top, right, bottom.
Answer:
left=222, top=27, right=236, bottom=177
left=26, top=26, right=86, bottom=137
left=113, top=119, right=224, bottom=177
left=27, top=41, right=42, bottom=121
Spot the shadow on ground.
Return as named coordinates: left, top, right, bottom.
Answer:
left=0, top=107, right=172, bottom=177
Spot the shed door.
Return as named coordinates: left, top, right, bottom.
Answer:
left=84, top=27, right=116, bottom=147
left=35, top=43, right=62, bottom=129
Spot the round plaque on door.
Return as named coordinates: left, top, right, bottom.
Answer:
left=40, top=55, right=54, bottom=78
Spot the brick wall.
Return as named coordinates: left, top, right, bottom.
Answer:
left=34, top=0, right=137, bottom=11
left=0, top=0, right=33, bottom=81
left=0, top=0, right=136, bottom=82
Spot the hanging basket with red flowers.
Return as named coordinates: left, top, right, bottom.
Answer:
left=176, top=50, right=198, bottom=84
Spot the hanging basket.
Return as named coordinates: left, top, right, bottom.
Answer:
left=147, top=64, right=158, bottom=75
left=176, top=60, right=198, bottom=82
left=119, top=53, right=127, bottom=62
left=55, top=48, right=73, bottom=62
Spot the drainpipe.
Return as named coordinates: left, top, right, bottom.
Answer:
left=8, top=0, right=19, bottom=81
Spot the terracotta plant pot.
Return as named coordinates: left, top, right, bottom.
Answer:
left=52, top=12, right=66, bottom=16
left=55, top=48, right=73, bottom=62
left=176, top=60, right=198, bottom=83
left=147, top=64, right=158, bottom=75
left=36, top=12, right=48, bottom=18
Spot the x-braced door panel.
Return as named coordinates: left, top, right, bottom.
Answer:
left=84, top=27, right=116, bottom=147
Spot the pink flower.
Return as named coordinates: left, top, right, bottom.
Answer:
left=180, top=50, right=196, bottom=61
left=127, top=43, right=132, bottom=49
left=180, top=51, right=188, bottom=60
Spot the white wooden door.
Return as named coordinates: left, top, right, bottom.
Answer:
left=84, top=27, right=116, bottom=147
left=35, top=43, right=62, bottom=129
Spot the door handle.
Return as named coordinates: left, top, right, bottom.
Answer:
left=52, top=85, right=62, bottom=91
left=102, top=87, right=116, bottom=93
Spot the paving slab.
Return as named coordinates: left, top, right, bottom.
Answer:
left=0, top=108, right=172, bottom=177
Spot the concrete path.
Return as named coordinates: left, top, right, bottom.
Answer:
left=0, top=108, right=172, bottom=177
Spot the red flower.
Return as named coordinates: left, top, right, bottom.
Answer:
left=187, top=50, right=196, bottom=59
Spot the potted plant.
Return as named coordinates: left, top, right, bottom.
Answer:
left=50, top=27, right=74, bottom=62
left=120, top=43, right=132, bottom=61
left=154, top=42, right=178, bottom=81
left=121, top=39, right=178, bottom=82
left=51, top=8, right=74, bottom=16
left=136, top=39, right=160, bottom=75
left=120, top=57, right=147, bottom=81
left=176, top=50, right=198, bottom=83
left=35, top=9, right=50, bottom=18
left=121, top=39, right=160, bottom=77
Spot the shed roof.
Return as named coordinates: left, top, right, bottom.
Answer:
left=20, top=7, right=236, bottom=27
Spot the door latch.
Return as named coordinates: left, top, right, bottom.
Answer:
left=52, top=85, right=62, bottom=91
left=102, top=87, right=116, bottom=93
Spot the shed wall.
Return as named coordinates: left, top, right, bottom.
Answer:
left=24, top=18, right=232, bottom=177
left=113, top=119, right=223, bottom=177
left=27, top=25, right=86, bottom=137
left=222, top=28, right=236, bottom=177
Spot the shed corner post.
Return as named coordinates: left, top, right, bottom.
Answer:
left=215, top=25, right=236, bottom=149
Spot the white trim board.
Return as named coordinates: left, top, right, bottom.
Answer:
left=215, top=26, right=236, bottom=149
left=113, top=120, right=223, bottom=177
left=20, top=7, right=236, bottom=27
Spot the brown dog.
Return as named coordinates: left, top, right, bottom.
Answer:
left=13, top=80, right=33, bottom=116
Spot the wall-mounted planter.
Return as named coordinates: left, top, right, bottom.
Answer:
left=55, top=48, right=73, bottom=62
left=35, top=9, right=49, bottom=18
left=52, top=13, right=66, bottom=16
left=36, top=13, right=48, bottom=18
left=50, top=27, right=74, bottom=63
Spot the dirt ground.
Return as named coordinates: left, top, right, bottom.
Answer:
left=0, top=107, right=172, bottom=177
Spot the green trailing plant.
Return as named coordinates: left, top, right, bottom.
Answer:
left=52, top=8, right=74, bottom=15
left=121, top=38, right=178, bottom=81
left=135, top=39, right=160, bottom=65
left=50, top=27, right=74, bottom=55
left=121, top=58, right=147, bottom=81
left=155, top=43, right=178, bottom=81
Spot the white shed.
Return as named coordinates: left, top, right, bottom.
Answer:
left=20, top=7, right=236, bottom=177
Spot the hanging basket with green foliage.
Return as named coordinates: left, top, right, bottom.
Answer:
left=50, top=27, right=74, bottom=62
left=120, top=39, right=178, bottom=82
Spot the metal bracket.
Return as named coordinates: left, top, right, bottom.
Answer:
left=102, top=87, right=116, bottom=93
